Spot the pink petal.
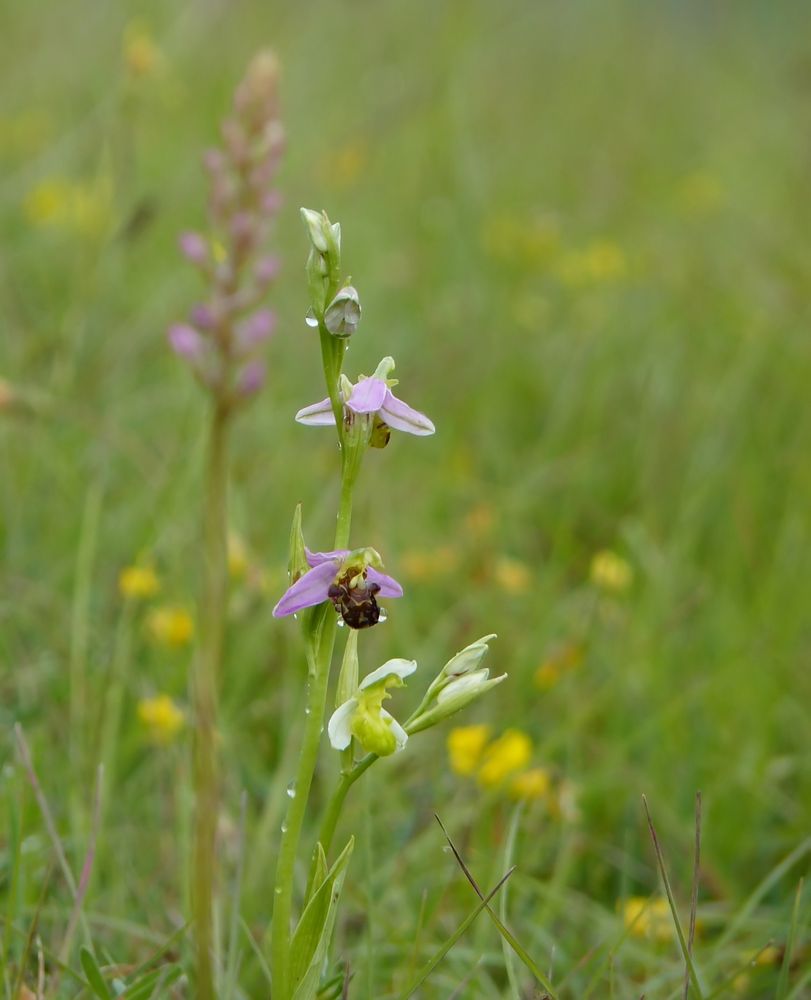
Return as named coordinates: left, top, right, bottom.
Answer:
left=380, top=389, right=435, bottom=436
left=295, top=396, right=336, bottom=426
left=366, top=567, right=404, bottom=598
left=272, top=561, right=336, bottom=616
left=305, top=549, right=349, bottom=568
left=346, top=378, right=387, bottom=414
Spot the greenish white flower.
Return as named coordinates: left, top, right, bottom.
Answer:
left=328, top=658, right=416, bottom=757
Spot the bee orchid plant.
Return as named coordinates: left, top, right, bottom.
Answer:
left=267, top=207, right=506, bottom=1000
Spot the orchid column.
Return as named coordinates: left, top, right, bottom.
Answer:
left=167, top=53, right=283, bottom=1000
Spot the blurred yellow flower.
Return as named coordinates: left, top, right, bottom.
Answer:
left=400, top=545, right=460, bottom=582
left=319, top=139, right=368, bottom=189
left=119, top=564, right=160, bottom=600
left=146, top=605, right=194, bottom=647
left=493, top=556, right=532, bottom=594
left=621, top=896, right=672, bottom=942
left=447, top=725, right=491, bottom=776
left=590, top=549, right=633, bottom=593
left=478, top=729, right=532, bottom=787
left=678, top=170, right=724, bottom=215
left=228, top=532, right=249, bottom=581
left=535, top=642, right=583, bottom=691
left=480, top=212, right=559, bottom=266
left=511, top=767, right=551, bottom=801
left=24, top=175, right=113, bottom=239
left=137, top=694, right=184, bottom=744
left=752, top=944, right=782, bottom=966
left=24, top=178, right=72, bottom=227
left=557, top=240, right=627, bottom=287
left=123, top=21, right=162, bottom=79
left=464, top=502, right=496, bottom=540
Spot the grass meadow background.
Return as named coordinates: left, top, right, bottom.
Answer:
left=2, top=0, right=811, bottom=995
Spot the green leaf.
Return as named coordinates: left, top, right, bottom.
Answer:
left=290, top=837, right=354, bottom=1000
left=122, top=964, right=182, bottom=1000
left=80, top=948, right=113, bottom=1000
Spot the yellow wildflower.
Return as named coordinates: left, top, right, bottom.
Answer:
left=24, top=178, right=73, bottom=227
left=319, top=139, right=368, bottom=189
left=447, top=725, right=491, bottom=776
left=464, top=502, right=495, bottom=540
left=400, top=546, right=459, bottom=582
left=535, top=643, right=583, bottom=691
left=123, top=21, right=162, bottom=79
left=146, top=605, right=194, bottom=647
left=590, top=549, right=633, bottom=593
left=137, top=694, right=184, bottom=744
left=479, top=212, right=559, bottom=266
left=24, top=175, right=113, bottom=238
left=621, top=896, right=672, bottom=942
left=753, top=944, right=782, bottom=966
left=119, top=564, right=160, bottom=600
left=478, top=729, right=532, bottom=787
left=493, top=556, right=532, bottom=594
left=557, top=240, right=627, bottom=287
left=228, top=532, right=249, bottom=581
left=511, top=767, right=551, bottom=801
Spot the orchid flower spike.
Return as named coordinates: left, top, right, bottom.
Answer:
left=295, top=356, right=435, bottom=441
left=328, top=658, right=417, bottom=757
left=272, top=547, right=403, bottom=629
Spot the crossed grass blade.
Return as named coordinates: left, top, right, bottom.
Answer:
left=397, top=865, right=516, bottom=1000
left=435, top=814, right=557, bottom=999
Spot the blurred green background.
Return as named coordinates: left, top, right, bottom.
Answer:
left=2, top=0, right=811, bottom=995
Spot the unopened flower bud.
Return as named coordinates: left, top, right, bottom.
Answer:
left=301, top=207, right=330, bottom=253
left=405, top=634, right=504, bottom=735
left=179, top=231, right=209, bottom=265
left=287, top=503, right=308, bottom=583
left=236, top=309, right=276, bottom=352
left=168, top=324, right=203, bottom=359
left=335, top=630, right=359, bottom=711
left=324, top=285, right=361, bottom=338
left=236, top=360, right=265, bottom=397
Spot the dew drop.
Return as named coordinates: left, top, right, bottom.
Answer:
left=274, top=886, right=282, bottom=896
left=281, top=821, right=288, bottom=833
left=336, top=616, right=346, bottom=628
left=286, top=781, right=297, bottom=799
left=378, top=608, right=389, bottom=624
left=304, top=706, right=311, bottom=716
left=304, top=309, right=318, bottom=328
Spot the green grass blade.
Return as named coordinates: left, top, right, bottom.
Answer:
left=642, top=796, right=704, bottom=1000
left=397, top=866, right=516, bottom=1000
left=80, top=947, right=113, bottom=1000
left=436, top=815, right=558, bottom=998
left=777, top=878, right=804, bottom=999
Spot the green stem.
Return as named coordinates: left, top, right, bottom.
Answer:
left=316, top=754, right=376, bottom=859
left=270, top=458, right=356, bottom=999
left=193, top=401, right=230, bottom=1000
